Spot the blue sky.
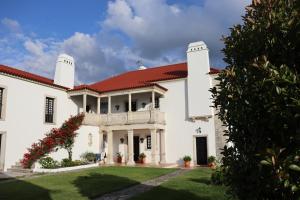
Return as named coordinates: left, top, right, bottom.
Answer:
left=0, top=0, right=250, bottom=84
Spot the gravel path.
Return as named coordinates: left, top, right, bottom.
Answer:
left=94, top=169, right=190, bottom=200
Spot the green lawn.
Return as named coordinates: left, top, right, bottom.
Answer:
left=131, top=168, right=231, bottom=200
left=0, top=166, right=175, bottom=200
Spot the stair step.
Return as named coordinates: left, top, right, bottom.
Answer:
left=7, top=168, right=33, bottom=173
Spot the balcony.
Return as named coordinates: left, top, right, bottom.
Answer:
left=83, top=110, right=165, bottom=126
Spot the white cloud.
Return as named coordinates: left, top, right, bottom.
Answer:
left=1, top=18, right=22, bottom=33
left=103, top=0, right=250, bottom=65
left=0, top=1, right=250, bottom=84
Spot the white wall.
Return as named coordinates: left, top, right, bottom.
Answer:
left=159, top=78, right=216, bottom=165
left=0, top=74, right=99, bottom=170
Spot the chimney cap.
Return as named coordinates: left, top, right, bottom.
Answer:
left=57, top=53, right=74, bottom=61
left=187, top=41, right=208, bottom=52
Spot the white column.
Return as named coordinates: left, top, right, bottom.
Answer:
left=128, top=93, right=132, bottom=112
left=83, top=94, right=87, bottom=113
left=108, top=96, right=111, bottom=114
left=99, top=128, right=103, bottom=153
left=152, top=91, right=155, bottom=109
left=160, top=129, right=166, bottom=164
left=107, top=130, right=114, bottom=164
left=127, top=129, right=135, bottom=165
left=151, top=129, right=158, bottom=164
left=97, top=97, right=101, bottom=114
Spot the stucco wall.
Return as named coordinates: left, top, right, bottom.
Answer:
left=0, top=74, right=99, bottom=170
left=159, top=78, right=216, bottom=165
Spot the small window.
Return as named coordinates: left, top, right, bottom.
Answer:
left=125, top=101, right=137, bottom=112
left=45, top=97, right=55, bottom=123
left=146, top=136, right=151, bottom=149
left=0, top=88, right=3, bottom=118
left=150, top=97, right=160, bottom=109
left=155, top=97, right=159, bottom=109
left=86, top=105, right=91, bottom=113
left=100, top=102, right=108, bottom=114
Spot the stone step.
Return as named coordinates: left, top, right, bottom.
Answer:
left=7, top=167, right=33, bottom=174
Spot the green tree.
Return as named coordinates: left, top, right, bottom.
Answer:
left=211, top=0, right=300, bottom=199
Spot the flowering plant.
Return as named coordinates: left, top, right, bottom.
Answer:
left=21, top=113, right=85, bottom=168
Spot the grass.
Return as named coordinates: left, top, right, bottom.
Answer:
left=131, top=168, right=231, bottom=200
left=0, top=166, right=176, bottom=200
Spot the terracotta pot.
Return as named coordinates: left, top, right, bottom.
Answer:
left=208, top=162, right=216, bottom=169
left=184, top=161, right=191, bottom=168
left=140, top=157, right=146, bottom=164
left=117, top=157, right=122, bottom=163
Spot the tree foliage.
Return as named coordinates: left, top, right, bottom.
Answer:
left=21, top=113, right=85, bottom=168
left=211, top=0, right=300, bottom=199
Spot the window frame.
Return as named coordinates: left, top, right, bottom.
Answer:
left=0, top=85, right=7, bottom=121
left=146, top=135, right=151, bottom=149
left=44, top=95, right=56, bottom=124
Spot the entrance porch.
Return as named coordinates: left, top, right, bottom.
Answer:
left=99, top=128, right=166, bottom=165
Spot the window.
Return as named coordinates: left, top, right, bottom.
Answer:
left=0, top=88, right=3, bottom=119
left=100, top=102, right=108, bottom=114
left=45, top=97, right=55, bottom=123
left=86, top=105, right=91, bottom=113
left=150, top=97, right=160, bottom=109
left=146, top=136, right=151, bottom=149
left=155, top=97, right=160, bottom=108
left=125, top=101, right=137, bottom=112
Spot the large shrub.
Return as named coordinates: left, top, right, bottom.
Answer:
left=211, top=0, right=300, bottom=199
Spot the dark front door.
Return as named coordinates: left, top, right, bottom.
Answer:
left=196, top=137, right=208, bottom=165
left=134, top=136, right=140, bottom=162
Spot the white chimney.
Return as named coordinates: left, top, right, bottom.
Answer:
left=187, top=41, right=213, bottom=118
left=54, top=54, right=75, bottom=88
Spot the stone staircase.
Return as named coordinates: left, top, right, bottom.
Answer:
left=6, top=162, right=34, bottom=177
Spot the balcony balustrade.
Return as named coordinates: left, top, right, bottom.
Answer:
left=83, top=110, right=165, bottom=126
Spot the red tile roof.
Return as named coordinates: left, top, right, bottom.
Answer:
left=79, top=62, right=220, bottom=93
left=0, top=64, right=68, bottom=89
left=0, top=62, right=221, bottom=93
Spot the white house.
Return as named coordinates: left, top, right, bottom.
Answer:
left=0, top=41, right=224, bottom=171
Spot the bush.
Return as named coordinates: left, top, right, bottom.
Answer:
left=80, top=152, right=96, bottom=163
left=139, top=153, right=146, bottom=159
left=38, top=157, right=59, bottom=169
left=60, top=158, right=73, bottom=167
left=183, top=155, right=191, bottom=162
left=211, top=0, right=300, bottom=199
left=207, top=156, right=216, bottom=164
left=211, top=167, right=224, bottom=185
left=60, top=158, right=88, bottom=168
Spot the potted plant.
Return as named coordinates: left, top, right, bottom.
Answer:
left=183, top=155, right=192, bottom=168
left=208, top=156, right=216, bottom=169
left=116, top=152, right=122, bottom=163
left=139, top=153, right=146, bottom=164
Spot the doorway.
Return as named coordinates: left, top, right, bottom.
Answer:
left=0, top=133, right=5, bottom=171
left=196, top=137, right=208, bottom=165
left=133, top=136, right=140, bottom=162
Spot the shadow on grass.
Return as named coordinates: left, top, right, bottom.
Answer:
left=0, top=177, right=51, bottom=200
left=74, top=172, right=213, bottom=200
left=189, top=177, right=212, bottom=185
left=73, top=172, right=140, bottom=199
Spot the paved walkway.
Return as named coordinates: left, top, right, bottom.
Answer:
left=94, top=168, right=190, bottom=200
